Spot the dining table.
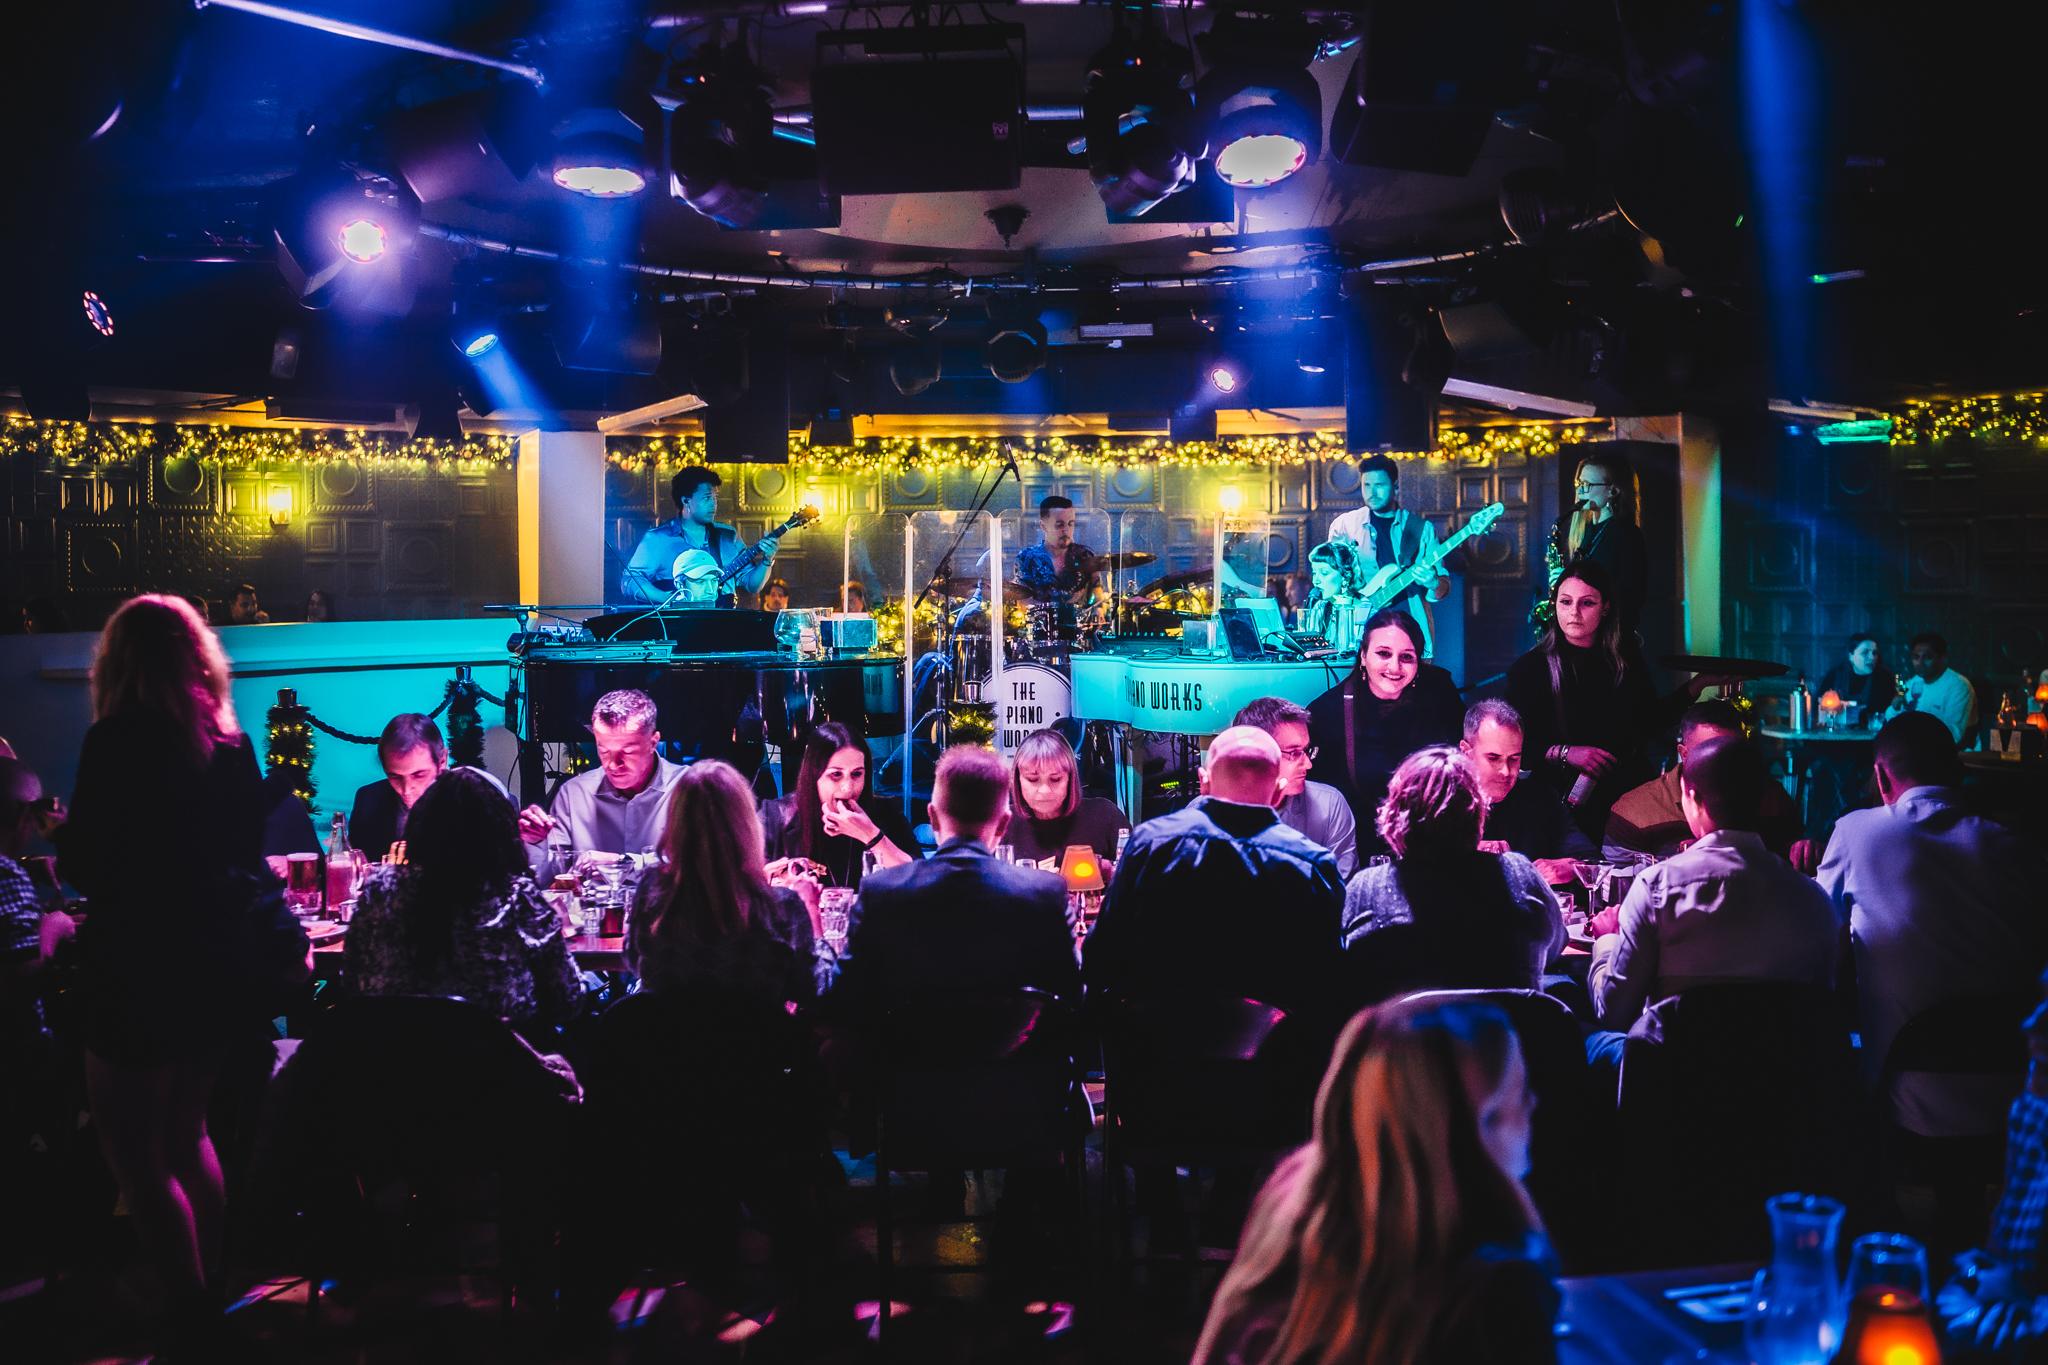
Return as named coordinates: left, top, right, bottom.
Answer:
left=1760, top=723, right=1877, bottom=825
left=1558, top=1263, right=1758, bottom=1363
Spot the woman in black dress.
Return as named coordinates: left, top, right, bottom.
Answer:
left=1308, top=607, right=1466, bottom=852
left=56, top=594, right=306, bottom=1343
left=759, top=721, right=918, bottom=890
left=1549, top=451, right=1649, bottom=635
left=1506, top=560, right=1695, bottom=841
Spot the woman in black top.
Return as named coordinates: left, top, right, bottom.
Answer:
left=55, top=594, right=304, bottom=1340
left=1308, top=608, right=1466, bottom=851
left=343, top=769, right=581, bottom=1039
left=1817, top=632, right=1897, bottom=720
left=1007, top=728, right=1130, bottom=871
left=632, top=760, right=831, bottom=1008
left=759, top=721, right=918, bottom=890
left=1549, top=451, right=1649, bottom=635
left=1506, top=560, right=1703, bottom=841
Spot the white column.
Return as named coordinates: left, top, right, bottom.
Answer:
left=516, top=429, right=607, bottom=617
left=1676, top=414, right=1723, bottom=657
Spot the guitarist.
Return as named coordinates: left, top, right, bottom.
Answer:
left=1326, top=455, right=1450, bottom=658
left=620, top=466, right=783, bottom=607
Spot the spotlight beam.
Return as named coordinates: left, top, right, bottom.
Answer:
left=192, top=0, right=546, bottom=88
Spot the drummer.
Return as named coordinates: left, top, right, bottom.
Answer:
left=1016, top=496, right=1104, bottom=642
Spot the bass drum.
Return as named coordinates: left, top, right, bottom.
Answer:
left=991, top=663, right=1073, bottom=757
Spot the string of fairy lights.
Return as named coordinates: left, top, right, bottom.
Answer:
left=4, top=390, right=2045, bottom=478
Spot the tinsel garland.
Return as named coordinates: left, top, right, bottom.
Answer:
left=0, top=416, right=514, bottom=470
left=1888, top=392, right=2048, bottom=446
left=442, top=671, right=487, bottom=769
left=266, top=693, right=316, bottom=807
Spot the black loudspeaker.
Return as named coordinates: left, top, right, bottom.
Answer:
left=812, top=31, right=1024, bottom=195
left=1345, top=302, right=1434, bottom=452
left=1328, top=5, right=1527, bottom=176
left=1170, top=407, right=1217, bottom=443
left=704, top=333, right=790, bottom=463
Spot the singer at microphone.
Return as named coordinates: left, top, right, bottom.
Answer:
left=1548, top=452, right=1648, bottom=635
left=1015, top=493, right=1104, bottom=645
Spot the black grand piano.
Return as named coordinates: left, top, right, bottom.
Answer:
left=510, top=609, right=904, bottom=800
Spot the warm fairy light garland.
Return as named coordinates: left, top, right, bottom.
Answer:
left=265, top=705, right=316, bottom=807
left=609, top=424, right=1586, bottom=474
left=0, top=417, right=515, bottom=470
left=1887, top=392, right=2048, bottom=446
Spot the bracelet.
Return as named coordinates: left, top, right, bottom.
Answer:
left=1548, top=745, right=1568, bottom=765
left=862, top=830, right=886, bottom=851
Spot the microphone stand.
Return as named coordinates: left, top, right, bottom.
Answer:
left=886, top=453, right=1020, bottom=787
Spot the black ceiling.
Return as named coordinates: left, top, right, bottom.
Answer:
left=3, top=0, right=2045, bottom=428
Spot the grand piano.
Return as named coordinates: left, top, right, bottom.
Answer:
left=510, top=609, right=903, bottom=799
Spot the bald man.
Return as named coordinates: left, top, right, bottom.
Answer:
left=1084, top=726, right=1346, bottom=1019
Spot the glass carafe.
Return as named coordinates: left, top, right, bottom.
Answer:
left=1744, top=1192, right=1846, bottom=1365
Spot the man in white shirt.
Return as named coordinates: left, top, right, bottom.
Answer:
left=1327, top=455, right=1447, bottom=657
left=1234, top=696, right=1358, bottom=878
left=1888, top=631, right=1978, bottom=745
left=1589, top=736, right=1839, bottom=1034
left=1818, top=711, right=2048, bottom=1136
left=517, top=688, right=682, bottom=878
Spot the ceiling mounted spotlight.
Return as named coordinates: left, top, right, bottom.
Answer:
left=984, top=319, right=1047, bottom=384
left=1082, top=25, right=1203, bottom=217
left=889, top=335, right=944, bottom=396
left=273, top=170, right=421, bottom=313
left=1197, top=16, right=1323, bottom=190
left=80, top=290, right=115, bottom=339
left=551, top=109, right=648, bottom=198
left=1295, top=317, right=1339, bottom=375
left=1207, top=359, right=1245, bottom=394
left=664, top=43, right=775, bottom=228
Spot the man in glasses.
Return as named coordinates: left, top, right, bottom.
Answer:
left=1234, top=696, right=1357, bottom=878
left=1550, top=454, right=1648, bottom=633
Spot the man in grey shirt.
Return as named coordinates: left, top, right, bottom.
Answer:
left=517, top=688, right=683, bottom=878
left=1589, top=735, right=1837, bottom=1035
left=1234, top=696, right=1357, bottom=879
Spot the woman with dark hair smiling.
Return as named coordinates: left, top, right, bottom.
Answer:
left=1307, top=606, right=1465, bottom=850
left=759, top=722, right=918, bottom=889
left=343, top=767, right=581, bottom=1036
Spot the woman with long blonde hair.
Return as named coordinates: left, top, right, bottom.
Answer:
left=1194, top=998, right=1555, bottom=1365
left=1549, top=451, right=1646, bottom=633
left=56, top=594, right=301, bottom=1349
left=630, top=759, right=831, bottom=1006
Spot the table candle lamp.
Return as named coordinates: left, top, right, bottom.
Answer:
left=1060, top=844, right=1106, bottom=935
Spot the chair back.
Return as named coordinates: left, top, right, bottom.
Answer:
left=284, top=994, right=578, bottom=1179
left=1099, top=992, right=1314, bottom=1166
left=1618, top=982, right=1859, bottom=1265
left=873, top=986, right=1080, bottom=1171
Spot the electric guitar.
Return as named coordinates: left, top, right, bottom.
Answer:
left=1354, top=501, right=1506, bottom=614
left=669, top=504, right=821, bottom=605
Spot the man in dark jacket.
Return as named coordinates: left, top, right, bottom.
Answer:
left=1085, top=726, right=1346, bottom=1018
left=838, top=746, right=1078, bottom=1008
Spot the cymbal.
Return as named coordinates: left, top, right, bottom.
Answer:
left=1659, top=654, right=1790, bottom=679
left=1094, top=550, right=1157, bottom=571
left=1146, top=567, right=1210, bottom=591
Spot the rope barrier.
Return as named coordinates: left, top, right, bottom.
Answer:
left=265, top=667, right=518, bottom=803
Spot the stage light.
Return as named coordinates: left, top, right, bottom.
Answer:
left=455, top=326, right=501, bottom=359
left=665, top=46, right=776, bottom=228
left=336, top=218, right=388, bottom=263
left=1081, top=29, right=1203, bottom=217
left=984, top=320, right=1047, bottom=384
left=1295, top=317, right=1339, bottom=375
left=889, top=336, right=944, bottom=396
left=551, top=114, right=648, bottom=198
left=1197, top=17, right=1322, bottom=191
left=80, top=290, right=114, bottom=338
left=1208, top=360, right=1243, bottom=394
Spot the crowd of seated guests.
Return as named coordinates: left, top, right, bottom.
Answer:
left=12, top=584, right=2048, bottom=1363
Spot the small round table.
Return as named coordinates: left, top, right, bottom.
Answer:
left=1760, top=725, right=1877, bottom=825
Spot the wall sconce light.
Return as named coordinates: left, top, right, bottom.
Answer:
left=1217, top=484, right=1245, bottom=515
left=267, top=485, right=293, bottom=529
